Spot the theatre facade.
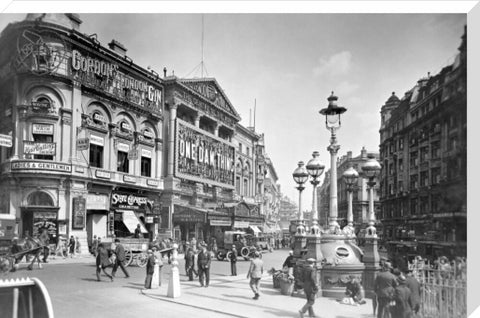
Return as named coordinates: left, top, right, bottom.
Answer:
left=0, top=14, right=164, bottom=251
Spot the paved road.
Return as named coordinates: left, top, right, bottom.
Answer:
left=1, top=249, right=292, bottom=318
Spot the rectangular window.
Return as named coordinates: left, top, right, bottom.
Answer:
left=410, top=198, right=417, bottom=215
left=420, top=171, right=428, bottom=187
left=239, top=143, right=243, bottom=154
left=117, top=151, right=129, bottom=173
left=247, top=147, right=250, bottom=156
left=89, top=144, right=104, bottom=168
left=141, top=156, right=151, bottom=177
left=398, top=159, right=403, bottom=172
left=32, top=134, right=54, bottom=160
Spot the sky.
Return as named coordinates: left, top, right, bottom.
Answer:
left=0, top=9, right=468, bottom=208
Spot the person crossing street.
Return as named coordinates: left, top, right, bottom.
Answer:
left=246, top=252, right=264, bottom=300
left=197, top=243, right=211, bottom=287
left=112, top=238, right=129, bottom=278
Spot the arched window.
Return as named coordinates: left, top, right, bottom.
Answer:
left=27, top=191, right=54, bottom=206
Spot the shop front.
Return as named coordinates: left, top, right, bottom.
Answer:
left=20, top=191, right=60, bottom=244
left=110, top=190, right=154, bottom=239
left=173, top=205, right=208, bottom=243
left=207, top=209, right=233, bottom=244
left=86, top=192, right=110, bottom=244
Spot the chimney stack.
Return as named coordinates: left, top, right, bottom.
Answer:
left=108, top=40, right=127, bottom=57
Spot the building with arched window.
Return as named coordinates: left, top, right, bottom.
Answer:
left=0, top=14, right=164, bottom=251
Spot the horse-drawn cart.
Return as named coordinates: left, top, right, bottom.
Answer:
left=0, top=237, right=46, bottom=274
left=110, top=237, right=150, bottom=268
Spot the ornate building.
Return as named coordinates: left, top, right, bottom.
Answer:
left=0, top=14, right=164, bottom=252
left=378, top=28, right=467, bottom=259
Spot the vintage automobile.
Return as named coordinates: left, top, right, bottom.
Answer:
left=215, top=231, right=257, bottom=261
left=254, top=236, right=274, bottom=252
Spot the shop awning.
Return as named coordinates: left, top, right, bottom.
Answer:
left=118, top=209, right=148, bottom=233
left=249, top=225, right=262, bottom=234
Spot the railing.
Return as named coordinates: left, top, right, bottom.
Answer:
left=409, top=260, right=466, bottom=318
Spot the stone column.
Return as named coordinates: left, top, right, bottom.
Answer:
left=167, top=103, right=177, bottom=178
left=327, top=142, right=340, bottom=232
left=167, top=243, right=181, bottom=297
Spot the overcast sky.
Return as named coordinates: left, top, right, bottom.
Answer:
left=0, top=12, right=467, bottom=207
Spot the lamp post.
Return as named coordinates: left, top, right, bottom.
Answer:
left=361, top=154, right=382, bottom=237
left=306, top=151, right=325, bottom=235
left=319, top=92, right=346, bottom=234
left=292, top=161, right=308, bottom=256
left=342, top=166, right=359, bottom=237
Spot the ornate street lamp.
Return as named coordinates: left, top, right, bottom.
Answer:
left=306, top=151, right=325, bottom=235
left=361, top=154, right=382, bottom=237
left=319, top=92, right=347, bottom=233
left=292, top=161, right=309, bottom=235
left=342, top=166, right=359, bottom=237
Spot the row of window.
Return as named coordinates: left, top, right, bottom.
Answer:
left=89, top=144, right=152, bottom=177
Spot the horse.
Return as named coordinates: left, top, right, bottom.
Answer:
left=10, top=236, right=45, bottom=271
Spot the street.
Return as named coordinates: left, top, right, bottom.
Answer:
left=1, top=249, right=373, bottom=318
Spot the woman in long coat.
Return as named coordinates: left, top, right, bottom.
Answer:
left=96, top=243, right=113, bottom=282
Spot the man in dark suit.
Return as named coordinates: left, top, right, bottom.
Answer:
left=96, top=243, right=113, bottom=282
left=185, top=243, right=196, bottom=281
left=144, top=249, right=155, bottom=289
left=298, top=258, right=318, bottom=318
left=375, top=262, right=398, bottom=318
left=391, top=275, right=413, bottom=318
left=230, top=246, right=238, bottom=276
left=405, top=269, right=421, bottom=316
left=197, top=243, right=211, bottom=287
left=112, top=238, right=129, bottom=278
left=39, top=227, right=50, bottom=263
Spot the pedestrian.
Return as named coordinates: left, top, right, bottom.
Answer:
left=112, top=238, right=129, bottom=278
left=230, top=246, right=238, bottom=276
left=391, top=274, right=414, bottom=318
left=39, top=227, right=50, bottom=263
left=374, top=262, right=398, bottom=318
left=191, top=237, right=197, bottom=253
left=246, top=251, right=264, bottom=300
left=197, top=243, right=211, bottom=287
left=298, top=258, right=319, bottom=318
left=345, top=274, right=366, bottom=305
left=185, top=243, right=196, bottom=281
left=96, top=243, right=113, bottom=282
left=134, top=224, right=142, bottom=238
left=75, top=236, right=81, bottom=254
left=152, top=246, right=163, bottom=286
left=68, top=235, right=76, bottom=258
left=91, top=235, right=98, bottom=255
left=144, top=249, right=155, bottom=289
left=405, top=269, right=421, bottom=317
left=283, top=250, right=295, bottom=276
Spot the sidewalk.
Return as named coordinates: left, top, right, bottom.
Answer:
left=142, top=270, right=375, bottom=318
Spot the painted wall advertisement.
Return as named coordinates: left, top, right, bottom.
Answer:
left=72, top=197, right=86, bottom=229
left=175, top=118, right=235, bottom=188
left=24, top=141, right=56, bottom=155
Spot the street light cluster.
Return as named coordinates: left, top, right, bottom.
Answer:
left=292, top=92, right=382, bottom=240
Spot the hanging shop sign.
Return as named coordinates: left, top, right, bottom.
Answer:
left=32, top=124, right=54, bottom=135
left=0, top=134, right=12, bottom=148
left=72, top=197, right=86, bottom=229
left=233, top=221, right=249, bottom=228
left=76, top=138, right=90, bottom=151
left=24, top=141, right=56, bottom=155
left=175, top=118, right=235, bottom=189
left=71, top=49, right=162, bottom=111
left=11, top=160, right=71, bottom=172
left=210, top=219, right=232, bottom=226
left=173, top=206, right=206, bottom=223
left=127, top=148, right=139, bottom=160
left=111, top=191, right=153, bottom=212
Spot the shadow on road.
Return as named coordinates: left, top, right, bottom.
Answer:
left=221, top=294, right=253, bottom=301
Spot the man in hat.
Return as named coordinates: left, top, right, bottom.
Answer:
left=197, top=243, right=211, bottom=287
left=391, top=274, right=413, bottom=318
left=283, top=250, right=295, bottom=276
left=185, top=242, right=196, bottom=281
left=247, top=251, right=264, bottom=300
left=96, top=243, right=114, bottom=282
left=144, top=249, right=155, bottom=289
left=112, top=238, right=129, bottom=278
left=230, top=245, right=238, bottom=276
left=374, top=262, right=398, bottom=318
left=345, top=274, right=366, bottom=305
left=405, top=269, right=421, bottom=317
left=298, top=258, right=318, bottom=318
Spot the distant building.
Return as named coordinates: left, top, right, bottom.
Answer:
left=378, top=27, right=467, bottom=259
left=317, top=148, right=380, bottom=236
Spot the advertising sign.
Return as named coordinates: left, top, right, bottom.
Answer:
left=127, top=148, right=138, bottom=160
left=32, top=124, right=54, bottom=135
left=0, top=134, right=12, bottom=148
left=111, top=191, right=153, bottom=212
left=72, top=197, right=86, bottom=229
left=11, top=161, right=71, bottom=172
left=175, top=119, right=235, bottom=188
left=24, top=141, right=56, bottom=155
left=76, top=138, right=90, bottom=151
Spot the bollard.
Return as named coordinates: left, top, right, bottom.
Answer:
left=151, top=263, right=159, bottom=289
left=167, top=243, right=181, bottom=298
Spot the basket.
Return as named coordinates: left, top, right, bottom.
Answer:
left=279, top=279, right=294, bottom=295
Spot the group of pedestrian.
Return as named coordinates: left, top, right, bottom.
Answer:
left=374, top=261, right=421, bottom=318
left=95, top=238, right=130, bottom=282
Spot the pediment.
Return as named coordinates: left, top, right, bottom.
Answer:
left=179, top=78, right=240, bottom=120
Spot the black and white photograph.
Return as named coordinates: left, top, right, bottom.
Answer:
left=0, top=2, right=477, bottom=318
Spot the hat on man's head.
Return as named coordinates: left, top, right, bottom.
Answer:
left=398, top=274, right=406, bottom=283
left=254, top=252, right=260, bottom=257
left=392, top=268, right=401, bottom=276
left=289, top=250, right=293, bottom=255
left=306, top=258, right=316, bottom=264
left=147, top=249, right=153, bottom=254
left=114, top=238, right=120, bottom=243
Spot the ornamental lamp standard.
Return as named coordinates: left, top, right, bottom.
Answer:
left=306, top=151, right=325, bottom=235
left=342, top=166, right=359, bottom=236
left=292, top=161, right=309, bottom=236
left=361, top=154, right=382, bottom=237
left=319, top=92, right=347, bottom=233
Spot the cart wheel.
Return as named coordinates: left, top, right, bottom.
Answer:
left=216, top=251, right=225, bottom=261
left=136, top=252, right=148, bottom=267
left=226, top=251, right=233, bottom=262
left=124, top=249, right=133, bottom=267
left=240, top=247, right=249, bottom=258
